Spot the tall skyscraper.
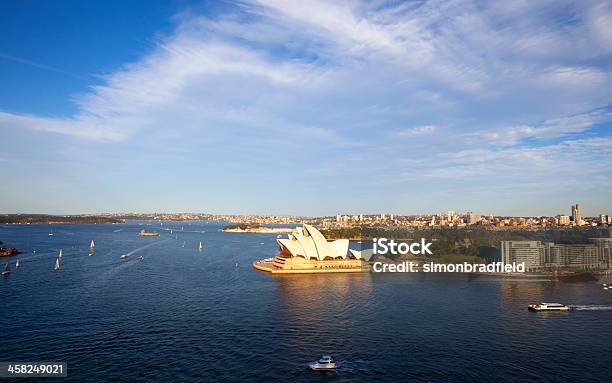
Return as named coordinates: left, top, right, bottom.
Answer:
left=571, top=203, right=582, bottom=225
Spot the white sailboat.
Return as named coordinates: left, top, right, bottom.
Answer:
left=58, top=249, right=63, bottom=259
left=199, top=241, right=203, bottom=251
left=90, top=240, right=95, bottom=248
left=1, top=262, right=10, bottom=275
left=15, top=259, right=20, bottom=268
left=54, top=258, right=60, bottom=272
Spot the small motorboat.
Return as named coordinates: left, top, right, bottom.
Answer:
left=528, top=303, right=569, bottom=312
left=605, top=287, right=609, bottom=290
left=120, top=254, right=129, bottom=259
left=309, top=355, right=338, bottom=370
left=138, top=256, right=144, bottom=261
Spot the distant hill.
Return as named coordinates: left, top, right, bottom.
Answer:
left=0, top=214, right=123, bottom=224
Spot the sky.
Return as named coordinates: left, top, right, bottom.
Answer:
left=1, top=0, right=611, bottom=216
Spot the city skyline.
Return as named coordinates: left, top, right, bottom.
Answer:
left=1, top=1, right=612, bottom=215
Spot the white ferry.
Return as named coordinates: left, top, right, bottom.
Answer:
left=528, top=303, right=569, bottom=312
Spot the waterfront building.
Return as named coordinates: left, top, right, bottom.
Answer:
left=252, top=224, right=372, bottom=274
left=501, top=241, right=546, bottom=271
left=503, top=239, right=612, bottom=271
left=545, top=243, right=600, bottom=270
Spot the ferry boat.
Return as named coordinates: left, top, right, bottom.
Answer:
left=138, top=229, right=160, bottom=237
left=309, top=355, right=337, bottom=370
left=528, top=303, right=569, bottom=312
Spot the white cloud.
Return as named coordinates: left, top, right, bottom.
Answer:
left=394, top=125, right=437, bottom=137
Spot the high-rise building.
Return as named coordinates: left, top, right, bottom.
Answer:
left=336, top=214, right=341, bottom=223
left=599, top=214, right=608, bottom=225
left=571, top=203, right=582, bottom=225
left=467, top=212, right=481, bottom=225
left=557, top=215, right=570, bottom=225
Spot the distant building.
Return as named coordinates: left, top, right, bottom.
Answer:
left=571, top=203, right=582, bottom=225
left=600, top=214, right=608, bottom=225
left=557, top=215, right=570, bottom=225
left=467, top=212, right=481, bottom=225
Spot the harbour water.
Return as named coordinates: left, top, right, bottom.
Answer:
left=1, top=222, right=611, bottom=382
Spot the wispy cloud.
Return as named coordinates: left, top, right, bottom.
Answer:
left=394, top=125, right=437, bottom=137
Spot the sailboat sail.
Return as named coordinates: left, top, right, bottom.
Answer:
left=90, top=240, right=95, bottom=248
left=15, top=259, right=20, bottom=268
left=54, top=258, right=60, bottom=271
left=199, top=241, right=203, bottom=250
left=2, top=262, right=9, bottom=273
left=58, top=249, right=63, bottom=259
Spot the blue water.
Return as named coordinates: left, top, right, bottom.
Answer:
left=1, top=222, right=611, bottom=382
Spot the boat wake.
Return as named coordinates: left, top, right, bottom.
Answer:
left=123, top=238, right=171, bottom=258
left=569, top=305, right=612, bottom=311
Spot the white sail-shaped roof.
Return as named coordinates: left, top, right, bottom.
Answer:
left=276, top=224, right=352, bottom=260
left=304, top=224, right=342, bottom=260
left=329, top=239, right=349, bottom=259
left=278, top=238, right=306, bottom=258
left=349, top=249, right=373, bottom=261
left=295, top=231, right=319, bottom=260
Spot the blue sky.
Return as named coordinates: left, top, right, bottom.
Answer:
left=1, top=0, right=611, bottom=216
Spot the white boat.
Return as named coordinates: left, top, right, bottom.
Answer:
left=1, top=262, right=10, bottom=275
left=54, top=258, right=60, bottom=272
left=90, top=240, right=95, bottom=248
left=48, top=233, right=54, bottom=236
left=309, top=355, right=338, bottom=370
left=605, top=287, right=609, bottom=290
left=138, top=256, right=144, bottom=261
left=528, top=303, right=569, bottom=312
left=58, top=249, right=63, bottom=259
left=120, top=254, right=129, bottom=259
left=199, top=241, right=203, bottom=251
left=15, top=259, right=20, bottom=268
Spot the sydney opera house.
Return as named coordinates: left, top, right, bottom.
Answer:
left=252, top=224, right=372, bottom=274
